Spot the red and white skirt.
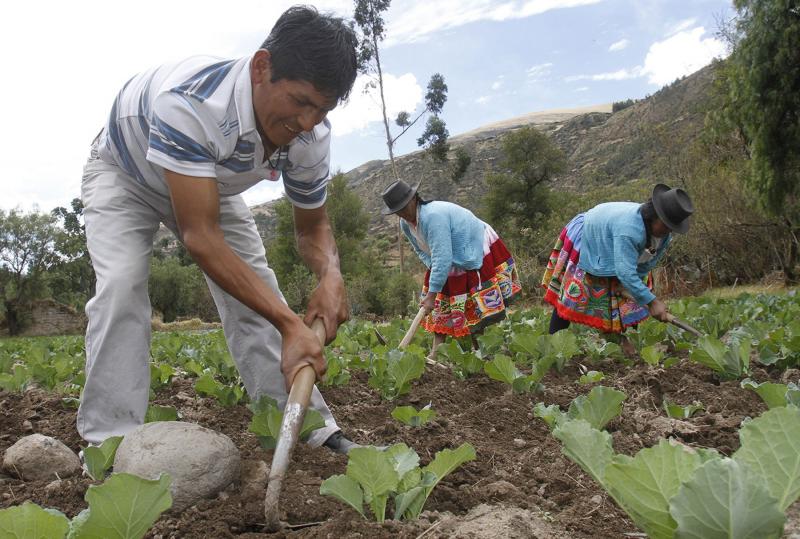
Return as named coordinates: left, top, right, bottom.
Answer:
left=421, top=226, right=522, bottom=337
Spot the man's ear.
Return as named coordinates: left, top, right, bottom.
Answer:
left=251, top=49, right=272, bottom=84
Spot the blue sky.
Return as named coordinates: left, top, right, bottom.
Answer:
left=1, top=0, right=731, bottom=212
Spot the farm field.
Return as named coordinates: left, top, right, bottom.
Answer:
left=2, top=291, right=800, bottom=538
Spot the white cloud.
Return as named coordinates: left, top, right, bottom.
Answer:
left=565, top=25, right=726, bottom=87
left=491, top=80, right=504, bottom=91
left=565, top=67, right=641, bottom=82
left=609, top=38, right=629, bottom=52
left=574, top=86, right=589, bottom=92
left=475, top=96, right=492, bottom=105
left=328, top=73, right=423, bottom=137
left=385, top=0, right=602, bottom=45
left=642, top=26, right=727, bottom=85
left=666, top=18, right=697, bottom=36
left=527, top=62, right=554, bottom=81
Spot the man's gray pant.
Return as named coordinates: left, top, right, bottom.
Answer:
left=76, top=150, right=339, bottom=447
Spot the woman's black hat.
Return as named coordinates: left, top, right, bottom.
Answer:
left=381, top=180, right=420, bottom=215
left=652, top=183, right=694, bottom=234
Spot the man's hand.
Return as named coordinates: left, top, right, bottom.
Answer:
left=280, top=319, right=327, bottom=392
left=648, top=298, right=670, bottom=322
left=420, top=292, right=436, bottom=314
left=303, top=272, right=349, bottom=344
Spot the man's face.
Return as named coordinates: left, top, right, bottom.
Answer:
left=250, top=50, right=338, bottom=148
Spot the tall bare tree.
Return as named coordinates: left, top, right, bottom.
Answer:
left=354, top=0, right=451, bottom=270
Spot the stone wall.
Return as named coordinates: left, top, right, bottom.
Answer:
left=21, top=299, right=87, bottom=337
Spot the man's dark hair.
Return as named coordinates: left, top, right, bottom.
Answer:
left=261, top=5, right=358, bottom=102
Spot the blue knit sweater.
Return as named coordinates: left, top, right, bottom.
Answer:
left=578, top=202, right=672, bottom=305
left=400, top=201, right=486, bottom=292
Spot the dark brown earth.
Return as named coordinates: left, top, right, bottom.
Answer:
left=0, top=356, right=788, bottom=538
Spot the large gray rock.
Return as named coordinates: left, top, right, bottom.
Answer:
left=114, top=421, right=240, bottom=511
left=2, top=434, right=81, bottom=481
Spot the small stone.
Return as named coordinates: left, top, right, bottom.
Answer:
left=239, top=459, right=268, bottom=498
left=512, top=438, right=526, bottom=448
left=590, top=494, right=603, bottom=505
left=781, top=369, right=800, bottom=385
left=484, top=480, right=519, bottom=498
left=45, top=479, right=62, bottom=494
left=22, top=420, right=34, bottom=432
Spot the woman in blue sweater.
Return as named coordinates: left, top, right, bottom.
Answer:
left=382, top=180, right=521, bottom=358
left=541, top=184, right=693, bottom=356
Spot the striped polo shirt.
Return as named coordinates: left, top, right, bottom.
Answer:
left=97, top=55, right=331, bottom=209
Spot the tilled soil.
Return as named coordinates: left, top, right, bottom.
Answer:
left=0, top=357, right=789, bottom=538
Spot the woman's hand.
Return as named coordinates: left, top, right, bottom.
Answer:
left=648, top=298, right=670, bottom=322
left=420, top=292, right=436, bottom=314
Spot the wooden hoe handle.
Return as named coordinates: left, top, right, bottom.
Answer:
left=264, top=318, right=326, bottom=531
left=399, top=306, right=428, bottom=349
left=666, top=314, right=704, bottom=338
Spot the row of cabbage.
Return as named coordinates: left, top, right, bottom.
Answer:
left=1, top=292, right=799, bottom=406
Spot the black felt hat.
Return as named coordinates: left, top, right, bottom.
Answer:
left=381, top=180, right=420, bottom=215
left=652, top=183, right=694, bottom=234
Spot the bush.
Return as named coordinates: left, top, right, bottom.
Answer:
left=384, top=270, right=420, bottom=316
left=450, top=147, right=472, bottom=182
left=278, top=266, right=316, bottom=313
left=149, top=257, right=218, bottom=323
left=612, top=99, right=637, bottom=112
left=483, top=127, right=566, bottom=240
left=347, top=268, right=419, bottom=317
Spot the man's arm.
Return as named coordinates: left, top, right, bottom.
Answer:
left=293, top=204, right=348, bottom=343
left=164, top=170, right=325, bottom=390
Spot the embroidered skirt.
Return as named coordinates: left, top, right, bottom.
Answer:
left=541, top=214, right=652, bottom=333
left=421, top=226, right=522, bottom=337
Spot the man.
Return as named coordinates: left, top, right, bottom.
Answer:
left=77, top=6, right=360, bottom=453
